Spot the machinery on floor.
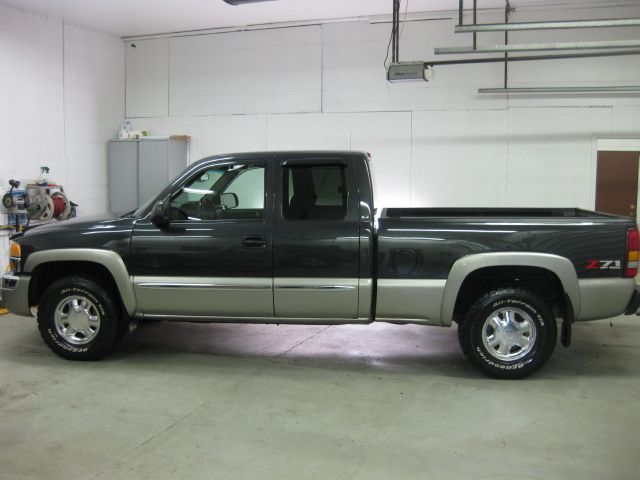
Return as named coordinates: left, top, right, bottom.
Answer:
left=2, top=167, right=77, bottom=232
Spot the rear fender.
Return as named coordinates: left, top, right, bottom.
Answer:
left=441, top=252, right=580, bottom=326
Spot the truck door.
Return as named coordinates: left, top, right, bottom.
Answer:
left=130, top=156, right=274, bottom=318
left=273, top=154, right=361, bottom=320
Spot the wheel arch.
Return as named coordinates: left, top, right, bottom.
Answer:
left=25, top=249, right=136, bottom=316
left=441, top=252, right=580, bottom=326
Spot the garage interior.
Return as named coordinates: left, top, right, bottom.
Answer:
left=1, top=0, right=640, bottom=478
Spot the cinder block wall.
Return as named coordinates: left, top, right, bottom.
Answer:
left=124, top=2, right=640, bottom=210
left=0, top=3, right=125, bottom=267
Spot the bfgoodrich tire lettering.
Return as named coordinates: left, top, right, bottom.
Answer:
left=458, top=288, right=557, bottom=379
left=37, top=276, right=122, bottom=360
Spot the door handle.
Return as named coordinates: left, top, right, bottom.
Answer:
left=242, top=236, right=268, bottom=249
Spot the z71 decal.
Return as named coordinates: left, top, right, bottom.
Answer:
left=586, top=260, right=621, bottom=270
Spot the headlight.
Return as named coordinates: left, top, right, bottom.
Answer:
left=8, top=241, right=21, bottom=273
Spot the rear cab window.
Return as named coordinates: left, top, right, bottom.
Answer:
left=283, top=164, right=348, bottom=221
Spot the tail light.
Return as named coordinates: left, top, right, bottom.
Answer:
left=624, top=227, right=639, bottom=277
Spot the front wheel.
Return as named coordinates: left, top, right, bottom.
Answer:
left=458, top=288, right=557, bottom=379
left=37, top=276, right=123, bottom=360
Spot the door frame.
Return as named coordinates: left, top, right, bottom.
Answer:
left=595, top=139, right=640, bottom=222
left=131, top=154, right=276, bottom=318
left=271, top=153, right=365, bottom=321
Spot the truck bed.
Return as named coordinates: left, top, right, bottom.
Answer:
left=376, top=207, right=635, bottom=282
left=381, top=207, right=620, bottom=219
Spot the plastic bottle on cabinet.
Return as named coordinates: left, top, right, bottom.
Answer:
left=118, top=121, right=133, bottom=140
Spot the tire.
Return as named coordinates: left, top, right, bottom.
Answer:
left=37, top=276, right=123, bottom=360
left=458, top=288, right=557, bottom=379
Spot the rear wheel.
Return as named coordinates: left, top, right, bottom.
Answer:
left=37, top=276, right=123, bottom=360
left=458, top=288, right=557, bottom=379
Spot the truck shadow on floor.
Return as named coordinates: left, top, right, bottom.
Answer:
left=118, top=321, right=476, bottom=378
left=109, top=320, right=640, bottom=380
left=5, top=319, right=639, bottom=380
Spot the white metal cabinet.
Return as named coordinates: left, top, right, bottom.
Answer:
left=108, top=139, right=188, bottom=214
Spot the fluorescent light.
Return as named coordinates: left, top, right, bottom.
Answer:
left=435, top=39, right=640, bottom=55
left=478, top=86, right=640, bottom=94
left=455, top=18, right=640, bottom=33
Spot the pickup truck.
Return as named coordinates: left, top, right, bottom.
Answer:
left=2, top=151, right=639, bottom=378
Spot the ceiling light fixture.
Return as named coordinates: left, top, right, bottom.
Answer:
left=222, top=0, right=277, bottom=5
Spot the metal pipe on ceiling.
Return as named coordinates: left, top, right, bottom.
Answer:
left=503, top=1, right=510, bottom=89
left=478, top=86, right=640, bottom=94
left=472, top=0, right=477, bottom=50
left=395, top=0, right=400, bottom=61
left=435, top=39, right=640, bottom=55
left=456, top=17, right=640, bottom=33
left=391, top=0, right=401, bottom=63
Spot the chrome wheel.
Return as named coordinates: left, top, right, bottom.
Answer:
left=54, top=295, right=101, bottom=345
left=481, top=307, right=536, bottom=361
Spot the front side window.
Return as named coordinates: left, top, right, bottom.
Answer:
left=170, top=163, right=265, bottom=221
left=283, top=164, right=347, bottom=221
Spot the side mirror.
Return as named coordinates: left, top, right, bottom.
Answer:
left=221, top=192, right=239, bottom=209
left=150, top=198, right=171, bottom=226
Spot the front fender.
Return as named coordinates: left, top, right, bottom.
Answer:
left=24, top=249, right=137, bottom=316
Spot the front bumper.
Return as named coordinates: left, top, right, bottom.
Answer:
left=625, top=286, right=640, bottom=315
left=1, top=274, right=32, bottom=317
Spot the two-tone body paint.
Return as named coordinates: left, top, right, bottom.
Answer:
left=4, top=151, right=638, bottom=328
left=129, top=151, right=370, bottom=321
left=375, top=211, right=636, bottom=324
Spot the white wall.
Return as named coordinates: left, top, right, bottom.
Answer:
left=0, top=2, right=124, bottom=266
left=121, top=2, right=639, bottom=211
left=63, top=23, right=125, bottom=214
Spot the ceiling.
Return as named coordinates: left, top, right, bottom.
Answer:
left=1, top=0, right=626, bottom=38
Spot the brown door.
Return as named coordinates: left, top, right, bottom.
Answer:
left=595, top=151, right=640, bottom=217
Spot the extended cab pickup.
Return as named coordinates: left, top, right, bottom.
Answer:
left=3, top=151, right=640, bottom=378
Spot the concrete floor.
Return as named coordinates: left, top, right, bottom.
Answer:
left=0, top=314, right=639, bottom=480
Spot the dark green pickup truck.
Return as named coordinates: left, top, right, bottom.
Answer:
left=3, top=151, right=639, bottom=378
